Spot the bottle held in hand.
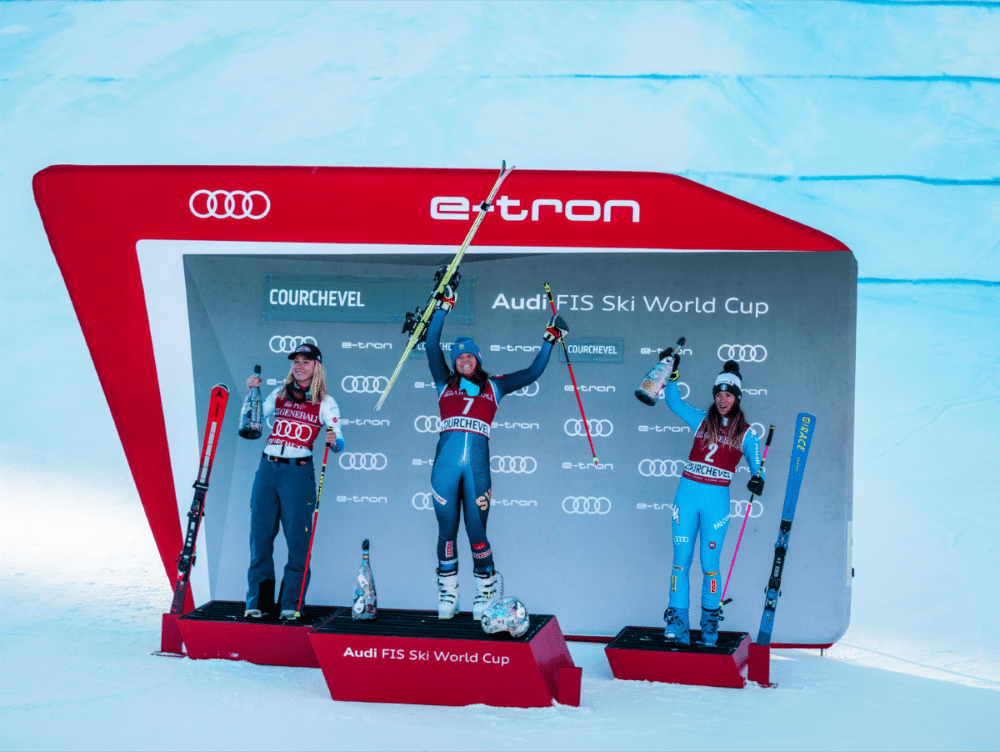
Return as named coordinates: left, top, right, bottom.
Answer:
left=238, top=365, right=263, bottom=440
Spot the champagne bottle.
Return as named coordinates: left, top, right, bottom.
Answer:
left=238, top=365, right=263, bottom=439
left=352, top=539, right=377, bottom=620
left=635, top=337, right=685, bottom=406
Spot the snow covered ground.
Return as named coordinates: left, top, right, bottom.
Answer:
left=2, top=2, right=999, bottom=750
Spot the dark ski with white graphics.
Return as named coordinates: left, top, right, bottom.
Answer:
left=756, top=412, right=816, bottom=646
left=169, top=383, right=230, bottom=615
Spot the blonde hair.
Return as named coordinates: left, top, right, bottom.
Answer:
left=280, top=359, right=328, bottom=404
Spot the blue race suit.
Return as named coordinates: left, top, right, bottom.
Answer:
left=426, top=308, right=554, bottom=574
left=661, top=379, right=762, bottom=610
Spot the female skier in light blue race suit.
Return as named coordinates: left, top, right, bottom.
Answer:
left=424, top=280, right=567, bottom=621
left=657, top=351, right=764, bottom=647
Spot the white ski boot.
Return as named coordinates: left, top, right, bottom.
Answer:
left=472, top=570, right=502, bottom=621
left=436, top=568, right=459, bottom=619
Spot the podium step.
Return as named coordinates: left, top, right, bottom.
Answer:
left=605, top=627, right=751, bottom=688
left=176, top=601, right=344, bottom=667
left=310, top=608, right=579, bottom=707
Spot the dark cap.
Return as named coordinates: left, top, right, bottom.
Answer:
left=288, top=343, right=322, bottom=363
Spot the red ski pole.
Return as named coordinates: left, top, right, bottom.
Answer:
left=721, top=424, right=774, bottom=604
left=295, top=435, right=333, bottom=618
left=543, top=282, right=598, bottom=466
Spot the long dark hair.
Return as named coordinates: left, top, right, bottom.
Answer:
left=699, top=401, right=750, bottom=449
left=447, top=362, right=491, bottom=391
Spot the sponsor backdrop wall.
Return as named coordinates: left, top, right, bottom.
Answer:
left=35, top=165, right=856, bottom=644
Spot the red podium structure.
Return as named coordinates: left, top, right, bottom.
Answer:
left=309, top=608, right=581, bottom=707
left=172, top=601, right=344, bottom=667
left=605, top=626, right=751, bottom=689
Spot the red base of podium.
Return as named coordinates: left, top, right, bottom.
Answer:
left=309, top=608, right=580, bottom=707
left=748, top=642, right=776, bottom=687
left=173, top=601, right=344, bottom=667
left=605, top=627, right=751, bottom=689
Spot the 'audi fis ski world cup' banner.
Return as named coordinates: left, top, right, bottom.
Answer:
left=34, top=166, right=856, bottom=644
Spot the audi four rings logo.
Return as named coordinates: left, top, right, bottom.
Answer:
left=731, top=499, right=764, bottom=518
left=414, top=415, right=443, bottom=433
left=412, top=493, right=434, bottom=510
left=338, top=453, right=388, bottom=470
left=639, top=459, right=686, bottom=477
left=564, top=419, right=613, bottom=437
left=271, top=420, right=315, bottom=441
left=189, top=190, right=270, bottom=219
left=341, top=376, right=389, bottom=394
left=491, top=456, right=537, bottom=474
left=510, top=383, right=540, bottom=397
left=562, top=496, right=612, bottom=514
left=751, top=423, right=766, bottom=439
left=270, top=335, right=317, bottom=353
left=717, top=344, right=767, bottom=362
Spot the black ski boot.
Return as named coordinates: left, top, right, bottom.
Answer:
left=698, top=607, right=724, bottom=647
left=663, top=607, right=690, bottom=646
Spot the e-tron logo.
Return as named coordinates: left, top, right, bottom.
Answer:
left=562, top=496, right=611, bottom=514
left=639, top=459, right=686, bottom=477
left=718, top=344, right=767, bottom=363
left=731, top=499, right=764, bottom=519
left=414, top=415, right=443, bottom=433
left=412, top=493, right=434, bottom=510
left=564, top=419, right=613, bottom=438
left=338, top=452, right=388, bottom=471
left=270, top=335, right=317, bottom=353
left=341, top=376, right=389, bottom=394
left=491, top=456, right=537, bottom=474
left=189, top=190, right=270, bottom=219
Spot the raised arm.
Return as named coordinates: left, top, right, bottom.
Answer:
left=425, top=308, right=451, bottom=390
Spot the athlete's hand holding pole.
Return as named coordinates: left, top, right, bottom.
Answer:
left=721, top=424, right=774, bottom=604
left=543, top=282, right=598, bottom=466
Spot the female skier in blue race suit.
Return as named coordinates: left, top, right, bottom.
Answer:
left=657, top=350, right=764, bottom=646
left=425, top=281, right=567, bottom=620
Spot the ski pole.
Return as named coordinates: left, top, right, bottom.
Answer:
left=721, top=424, right=774, bottom=604
left=295, top=434, right=333, bottom=618
left=543, top=282, right=598, bottom=466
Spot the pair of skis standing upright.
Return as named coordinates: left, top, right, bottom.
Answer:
left=169, top=161, right=815, bottom=648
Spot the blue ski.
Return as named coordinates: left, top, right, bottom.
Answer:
left=756, top=412, right=816, bottom=646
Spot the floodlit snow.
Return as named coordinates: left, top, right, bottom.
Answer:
left=1, top=2, right=998, bottom=751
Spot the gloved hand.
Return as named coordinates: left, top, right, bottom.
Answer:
left=326, top=432, right=345, bottom=453
left=747, top=475, right=764, bottom=496
left=434, top=283, right=457, bottom=312
left=658, top=347, right=681, bottom=381
left=544, top=315, right=568, bottom=343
